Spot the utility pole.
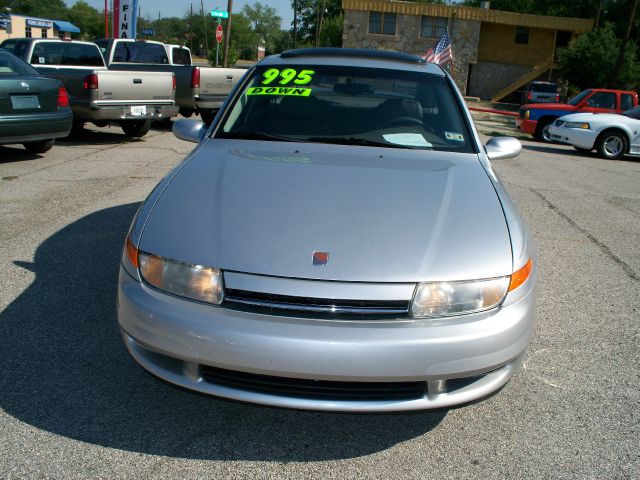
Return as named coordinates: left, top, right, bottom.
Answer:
left=293, top=0, right=297, bottom=48
left=222, top=0, right=233, bottom=67
left=612, top=0, right=639, bottom=86
left=104, top=0, right=109, bottom=38
left=190, top=3, right=193, bottom=52
left=200, top=0, right=209, bottom=59
left=594, top=0, right=604, bottom=29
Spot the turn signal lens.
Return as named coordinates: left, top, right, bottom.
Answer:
left=125, top=236, right=139, bottom=269
left=508, top=259, right=532, bottom=292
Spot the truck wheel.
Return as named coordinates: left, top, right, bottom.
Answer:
left=596, top=130, right=627, bottom=160
left=199, top=109, right=217, bottom=126
left=23, top=140, right=54, bottom=154
left=179, top=108, right=194, bottom=118
left=121, top=120, right=151, bottom=138
left=534, top=118, right=554, bottom=142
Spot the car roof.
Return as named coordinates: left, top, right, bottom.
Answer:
left=261, top=48, right=446, bottom=75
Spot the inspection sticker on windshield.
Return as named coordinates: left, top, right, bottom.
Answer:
left=445, top=132, right=465, bottom=142
left=247, top=86, right=312, bottom=97
left=383, top=133, right=432, bottom=147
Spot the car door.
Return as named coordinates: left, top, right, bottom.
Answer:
left=582, top=91, right=617, bottom=114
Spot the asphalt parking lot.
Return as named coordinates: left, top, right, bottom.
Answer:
left=1, top=123, right=638, bottom=479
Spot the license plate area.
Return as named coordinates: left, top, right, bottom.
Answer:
left=130, top=105, right=147, bottom=116
left=11, top=95, right=40, bottom=110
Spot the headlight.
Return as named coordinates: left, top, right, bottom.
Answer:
left=525, top=110, right=530, bottom=119
left=139, top=252, right=224, bottom=305
left=564, top=122, right=590, bottom=129
left=411, top=277, right=510, bottom=318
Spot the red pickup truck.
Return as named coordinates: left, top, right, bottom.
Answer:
left=517, top=88, right=638, bottom=142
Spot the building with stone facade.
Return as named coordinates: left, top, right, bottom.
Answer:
left=341, top=0, right=593, bottom=100
left=0, top=14, right=80, bottom=43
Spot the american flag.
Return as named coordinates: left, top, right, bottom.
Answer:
left=423, top=31, right=453, bottom=65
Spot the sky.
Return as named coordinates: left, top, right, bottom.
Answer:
left=67, top=0, right=294, bottom=29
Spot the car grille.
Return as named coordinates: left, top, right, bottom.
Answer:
left=200, top=365, right=426, bottom=401
left=224, top=288, right=410, bottom=319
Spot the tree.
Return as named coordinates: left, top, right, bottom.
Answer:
left=558, top=22, right=640, bottom=89
left=68, top=1, right=102, bottom=40
left=290, top=0, right=342, bottom=46
left=241, top=2, right=281, bottom=52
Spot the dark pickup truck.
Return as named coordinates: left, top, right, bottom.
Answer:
left=517, top=88, right=638, bottom=142
left=95, top=38, right=245, bottom=124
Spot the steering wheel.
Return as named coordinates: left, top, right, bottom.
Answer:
left=384, top=116, right=424, bottom=128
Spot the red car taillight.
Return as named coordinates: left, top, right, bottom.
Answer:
left=555, top=93, right=560, bottom=102
left=84, top=73, right=99, bottom=89
left=527, top=91, right=532, bottom=101
left=191, top=67, right=200, bottom=88
left=172, top=73, right=177, bottom=91
left=57, top=86, right=70, bottom=108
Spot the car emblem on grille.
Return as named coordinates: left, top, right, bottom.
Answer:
left=21, top=82, right=30, bottom=91
left=313, top=251, right=329, bottom=266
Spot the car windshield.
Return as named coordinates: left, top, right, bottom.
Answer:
left=217, top=64, right=475, bottom=152
left=568, top=90, right=592, bottom=106
left=623, top=106, right=640, bottom=119
left=530, top=83, right=557, bottom=93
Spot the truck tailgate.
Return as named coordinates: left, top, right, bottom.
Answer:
left=96, top=70, right=174, bottom=105
left=198, top=68, right=245, bottom=97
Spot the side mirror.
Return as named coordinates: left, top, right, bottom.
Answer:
left=173, top=119, right=207, bottom=143
left=485, top=136, right=522, bottom=160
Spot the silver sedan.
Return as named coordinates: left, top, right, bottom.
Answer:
left=117, top=48, right=536, bottom=412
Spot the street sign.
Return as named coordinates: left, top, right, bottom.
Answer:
left=210, top=10, right=229, bottom=19
left=216, top=24, right=223, bottom=43
left=140, top=28, right=154, bottom=36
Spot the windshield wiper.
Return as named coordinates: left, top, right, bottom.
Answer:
left=217, top=131, right=299, bottom=142
left=307, top=137, right=419, bottom=149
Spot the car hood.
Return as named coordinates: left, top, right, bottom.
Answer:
left=557, top=112, right=623, bottom=123
left=139, top=140, right=513, bottom=283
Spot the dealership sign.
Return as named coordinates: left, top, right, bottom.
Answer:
left=26, top=18, right=53, bottom=29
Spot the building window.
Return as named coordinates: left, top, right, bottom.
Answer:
left=420, top=16, right=448, bottom=39
left=515, top=26, right=529, bottom=44
left=368, top=11, right=396, bottom=36
left=41, top=28, right=47, bottom=38
left=25, top=26, right=32, bottom=38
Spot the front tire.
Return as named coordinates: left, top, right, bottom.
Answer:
left=534, top=118, right=554, bottom=142
left=23, top=140, right=54, bottom=154
left=596, top=130, right=627, bottom=160
left=121, top=119, right=151, bottom=138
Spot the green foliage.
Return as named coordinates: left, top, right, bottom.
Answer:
left=242, top=2, right=282, bottom=52
left=558, top=23, right=640, bottom=89
left=290, top=0, right=342, bottom=46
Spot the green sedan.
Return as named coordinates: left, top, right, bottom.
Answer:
left=0, top=49, right=72, bottom=153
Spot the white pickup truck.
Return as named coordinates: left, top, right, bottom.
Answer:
left=2, top=38, right=178, bottom=137
left=96, top=39, right=247, bottom=124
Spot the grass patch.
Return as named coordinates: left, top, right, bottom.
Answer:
left=2, top=176, right=18, bottom=181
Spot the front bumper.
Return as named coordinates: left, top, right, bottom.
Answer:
left=516, top=117, right=537, bottom=136
left=548, top=125, right=596, bottom=149
left=0, top=108, right=72, bottom=144
left=117, top=268, right=536, bottom=412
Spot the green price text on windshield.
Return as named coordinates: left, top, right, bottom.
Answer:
left=262, top=68, right=315, bottom=85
